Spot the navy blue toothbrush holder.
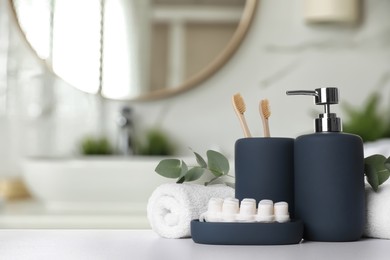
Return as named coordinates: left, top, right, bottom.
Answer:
left=235, top=137, right=295, bottom=217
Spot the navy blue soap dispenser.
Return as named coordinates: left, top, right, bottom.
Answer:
left=286, top=87, right=365, bottom=242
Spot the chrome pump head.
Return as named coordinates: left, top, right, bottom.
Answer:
left=286, top=87, right=342, bottom=132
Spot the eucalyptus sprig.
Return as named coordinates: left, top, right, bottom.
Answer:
left=365, top=154, right=390, bottom=192
left=155, top=150, right=233, bottom=186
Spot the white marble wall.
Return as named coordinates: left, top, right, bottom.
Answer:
left=1, top=0, right=390, bottom=176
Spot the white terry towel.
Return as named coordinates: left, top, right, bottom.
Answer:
left=365, top=183, right=390, bottom=239
left=147, top=183, right=234, bottom=239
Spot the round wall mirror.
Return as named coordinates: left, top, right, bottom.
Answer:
left=9, top=0, right=258, bottom=101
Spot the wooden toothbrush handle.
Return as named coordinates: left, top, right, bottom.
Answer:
left=261, top=117, right=270, bottom=137
left=264, top=118, right=270, bottom=137
left=239, top=114, right=252, bottom=138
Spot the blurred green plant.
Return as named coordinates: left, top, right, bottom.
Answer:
left=343, top=92, right=390, bottom=191
left=155, top=149, right=233, bottom=187
left=138, top=128, right=175, bottom=156
left=80, top=136, right=113, bottom=155
left=343, top=92, right=390, bottom=142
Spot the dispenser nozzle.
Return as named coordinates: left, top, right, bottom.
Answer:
left=286, top=87, right=342, bottom=132
left=286, top=90, right=318, bottom=97
left=286, top=88, right=339, bottom=105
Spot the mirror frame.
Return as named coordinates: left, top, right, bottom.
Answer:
left=8, top=0, right=258, bottom=101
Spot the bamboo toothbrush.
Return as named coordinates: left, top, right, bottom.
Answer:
left=232, top=93, right=252, bottom=137
left=259, top=99, right=271, bottom=137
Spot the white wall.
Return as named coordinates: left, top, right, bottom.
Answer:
left=127, top=0, right=390, bottom=157
left=1, top=0, right=390, bottom=175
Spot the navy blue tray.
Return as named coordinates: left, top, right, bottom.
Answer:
left=191, top=219, right=303, bottom=245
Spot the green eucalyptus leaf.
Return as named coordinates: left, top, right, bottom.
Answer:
left=378, top=157, right=390, bottom=185
left=176, top=176, right=186, bottom=184
left=205, top=175, right=223, bottom=186
left=207, top=150, right=230, bottom=177
left=364, top=154, right=390, bottom=191
left=185, top=167, right=205, bottom=182
left=383, top=157, right=390, bottom=171
left=193, top=152, right=207, bottom=168
left=179, top=160, right=189, bottom=179
left=155, top=159, right=182, bottom=178
left=378, top=170, right=390, bottom=186
left=365, top=163, right=379, bottom=192
left=155, top=149, right=233, bottom=185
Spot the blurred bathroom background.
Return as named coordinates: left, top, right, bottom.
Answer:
left=0, top=0, right=389, bottom=228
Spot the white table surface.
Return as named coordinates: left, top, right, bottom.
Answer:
left=0, top=229, right=389, bottom=260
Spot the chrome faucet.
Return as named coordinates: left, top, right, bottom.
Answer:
left=117, top=106, right=135, bottom=155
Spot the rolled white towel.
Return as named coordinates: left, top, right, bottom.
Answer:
left=365, top=183, right=390, bottom=239
left=147, top=183, right=234, bottom=239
